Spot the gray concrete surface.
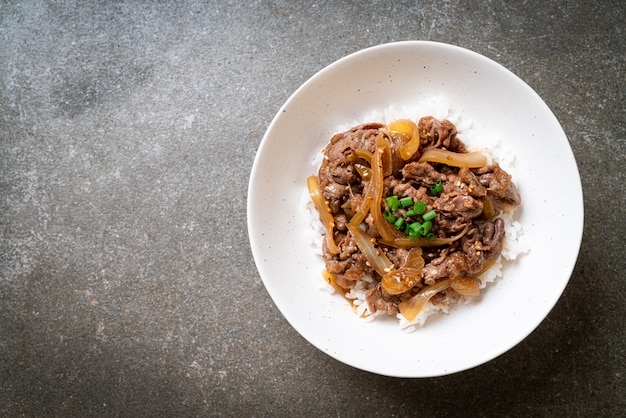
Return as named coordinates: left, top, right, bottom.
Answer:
left=1, top=1, right=624, bottom=416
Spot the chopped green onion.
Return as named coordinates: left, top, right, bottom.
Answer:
left=407, top=221, right=422, bottom=237
left=406, top=201, right=427, bottom=217
left=413, top=201, right=427, bottom=215
left=422, top=210, right=437, bottom=221
left=400, top=196, right=414, bottom=208
left=384, top=202, right=437, bottom=238
left=383, top=210, right=396, bottom=224
left=430, top=180, right=443, bottom=196
left=385, top=195, right=400, bottom=211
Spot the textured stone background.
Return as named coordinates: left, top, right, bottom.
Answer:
left=1, top=1, right=624, bottom=416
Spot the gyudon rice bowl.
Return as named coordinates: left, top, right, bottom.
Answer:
left=305, top=102, right=528, bottom=330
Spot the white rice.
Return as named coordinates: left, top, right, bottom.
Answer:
left=302, top=97, right=529, bottom=331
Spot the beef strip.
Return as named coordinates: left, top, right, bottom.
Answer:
left=418, top=116, right=466, bottom=152
left=436, top=192, right=484, bottom=219
left=365, top=283, right=402, bottom=315
left=402, top=161, right=448, bottom=186
left=474, top=163, right=521, bottom=212
left=422, top=218, right=506, bottom=285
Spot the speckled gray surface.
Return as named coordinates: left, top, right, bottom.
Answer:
left=1, top=1, right=624, bottom=416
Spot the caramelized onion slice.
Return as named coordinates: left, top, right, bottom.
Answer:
left=322, top=269, right=346, bottom=294
left=405, top=247, right=425, bottom=269
left=381, top=248, right=424, bottom=295
left=347, top=223, right=394, bottom=277
left=482, top=195, right=496, bottom=220
left=388, top=119, right=420, bottom=160
left=307, top=175, right=339, bottom=254
left=398, top=279, right=451, bottom=322
left=382, top=267, right=422, bottom=295
left=348, top=150, right=374, bottom=227
left=370, top=135, right=406, bottom=241
left=354, top=163, right=372, bottom=180
left=352, top=148, right=373, bottom=163
left=380, top=134, right=393, bottom=176
left=419, top=148, right=487, bottom=168
left=450, top=277, right=480, bottom=296
left=348, top=182, right=373, bottom=228
left=378, top=226, right=469, bottom=248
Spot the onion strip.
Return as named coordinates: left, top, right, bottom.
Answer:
left=348, top=181, right=373, bottom=227
left=347, top=223, right=394, bottom=277
left=419, top=148, right=487, bottom=168
left=483, top=195, right=496, bottom=220
left=378, top=226, right=469, bottom=248
left=382, top=268, right=423, bottom=295
left=354, top=163, right=371, bottom=180
left=370, top=135, right=406, bottom=241
left=398, top=279, right=451, bottom=322
left=450, top=277, right=480, bottom=296
left=381, top=249, right=424, bottom=295
left=352, top=148, right=373, bottom=163
left=380, top=135, right=393, bottom=176
left=307, top=175, right=339, bottom=254
left=348, top=152, right=374, bottom=227
left=388, top=119, right=420, bottom=160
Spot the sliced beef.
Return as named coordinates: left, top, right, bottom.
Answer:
left=435, top=192, right=484, bottom=219
left=385, top=247, right=409, bottom=269
left=402, top=161, right=447, bottom=186
left=423, top=218, right=506, bottom=284
left=324, top=123, right=383, bottom=162
left=436, top=214, right=471, bottom=234
left=421, top=251, right=468, bottom=285
left=479, top=217, right=506, bottom=259
left=386, top=177, right=429, bottom=203
left=365, top=283, right=401, bottom=315
left=418, top=116, right=466, bottom=152
left=457, top=167, right=487, bottom=197
left=336, top=233, right=358, bottom=260
left=474, top=163, right=521, bottom=211
left=325, top=252, right=371, bottom=289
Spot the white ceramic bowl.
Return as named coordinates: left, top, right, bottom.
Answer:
left=247, top=41, right=583, bottom=377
